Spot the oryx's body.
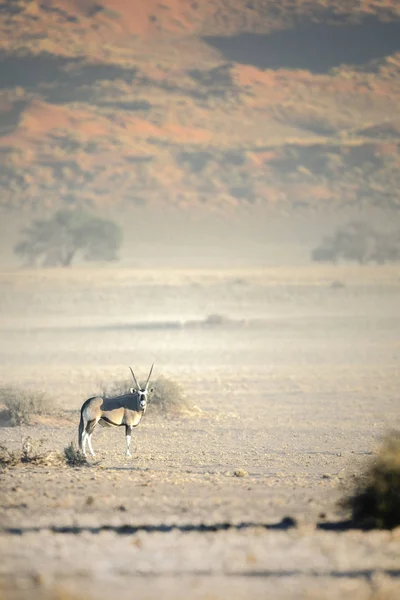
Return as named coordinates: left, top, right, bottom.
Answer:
left=78, top=365, right=154, bottom=457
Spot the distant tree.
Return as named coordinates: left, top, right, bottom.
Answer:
left=14, top=209, right=122, bottom=267
left=372, top=230, right=400, bottom=264
left=311, top=221, right=400, bottom=265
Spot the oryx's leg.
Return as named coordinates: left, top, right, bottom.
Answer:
left=79, top=414, right=86, bottom=452
left=125, top=425, right=133, bottom=457
left=82, top=431, right=88, bottom=455
left=87, top=434, right=95, bottom=457
left=85, top=419, right=98, bottom=457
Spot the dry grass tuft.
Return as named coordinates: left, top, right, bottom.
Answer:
left=0, top=437, right=64, bottom=468
left=151, top=375, right=192, bottom=414
left=64, top=442, right=88, bottom=467
left=340, top=431, right=400, bottom=529
left=99, top=377, right=131, bottom=399
left=99, top=373, right=193, bottom=414
left=0, top=444, right=19, bottom=468
left=20, top=438, right=64, bottom=466
left=0, top=580, right=89, bottom=600
left=0, top=386, right=55, bottom=426
left=233, top=468, right=248, bottom=477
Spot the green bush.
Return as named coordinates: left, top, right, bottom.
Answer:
left=0, top=386, right=54, bottom=426
left=341, top=431, right=400, bottom=529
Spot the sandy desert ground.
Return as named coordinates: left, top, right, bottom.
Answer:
left=0, top=264, right=399, bottom=599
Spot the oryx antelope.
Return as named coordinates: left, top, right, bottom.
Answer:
left=78, top=364, right=154, bottom=457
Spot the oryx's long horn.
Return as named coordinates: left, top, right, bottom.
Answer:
left=129, top=366, right=140, bottom=390
left=145, top=363, right=154, bottom=390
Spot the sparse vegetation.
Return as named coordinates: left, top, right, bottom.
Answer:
left=311, top=221, right=400, bottom=264
left=0, top=438, right=64, bottom=468
left=204, top=313, right=231, bottom=326
left=0, top=386, right=54, bottom=426
left=151, top=375, right=191, bottom=413
left=0, top=444, right=19, bottom=468
left=14, top=209, right=122, bottom=267
left=340, top=431, right=400, bottom=529
left=233, top=468, right=248, bottom=477
left=99, top=374, right=191, bottom=413
left=64, top=442, right=88, bottom=467
left=99, top=376, right=131, bottom=399
left=20, top=437, right=64, bottom=465
left=330, top=280, right=346, bottom=289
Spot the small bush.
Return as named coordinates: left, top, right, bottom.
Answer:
left=98, top=374, right=191, bottom=414
left=64, top=442, right=88, bottom=467
left=233, top=468, right=248, bottom=478
left=0, top=386, right=54, bottom=426
left=21, top=437, right=63, bottom=465
left=99, top=378, right=130, bottom=399
left=340, top=431, right=400, bottom=529
left=20, top=436, right=44, bottom=462
left=151, top=375, right=190, bottom=413
left=0, top=438, right=64, bottom=468
left=0, top=444, right=19, bottom=468
left=330, top=280, right=346, bottom=289
left=204, top=313, right=231, bottom=326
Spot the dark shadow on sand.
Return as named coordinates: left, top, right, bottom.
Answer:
left=2, top=516, right=297, bottom=536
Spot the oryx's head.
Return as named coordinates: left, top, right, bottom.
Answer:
left=129, top=364, right=154, bottom=412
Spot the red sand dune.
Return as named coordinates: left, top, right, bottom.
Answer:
left=42, top=0, right=202, bottom=36
left=3, top=100, right=110, bottom=139
left=1, top=1, right=400, bottom=210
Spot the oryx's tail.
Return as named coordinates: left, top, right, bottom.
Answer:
left=78, top=410, right=84, bottom=450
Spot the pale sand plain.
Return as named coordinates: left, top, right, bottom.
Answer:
left=0, top=265, right=399, bottom=599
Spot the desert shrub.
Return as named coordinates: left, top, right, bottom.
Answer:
left=98, top=373, right=190, bottom=413
left=233, top=468, right=248, bottom=477
left=0, top=444, right=19, bottom=468
left=21, top=437, right=63, bottom=465
left=98, top=367, right=154, bottom=398
left=340, top=431, right=400, bottom=529
left=204, top=313, right=231, bottom=326
left=330, top=280, right=346, bottom=289
left=20, top=436, right=44, bottom=461
left=151, top=375, right=190, bottom=413
left=99, top=377, right=131, bottom=398
left=64, top=442, right=88, bottom=467
left=0, top=438, right=64, bottom=468
left=0, top=386, right=54, bottom=426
